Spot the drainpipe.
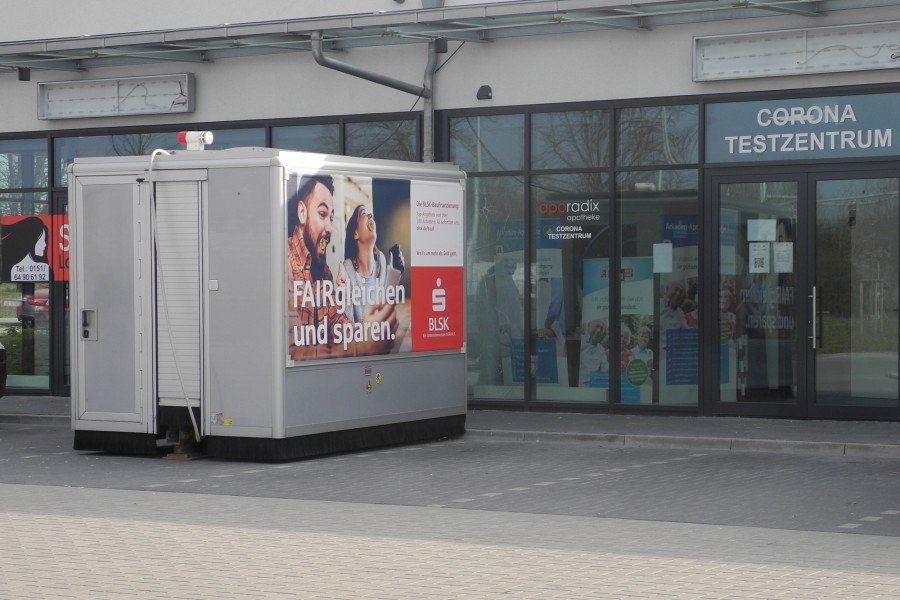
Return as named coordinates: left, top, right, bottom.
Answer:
left=422, top=40, right=437, bottom=163
left=310, top=31, right=437, bottom=162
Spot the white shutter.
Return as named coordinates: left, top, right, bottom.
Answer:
left=155, top=180, right=201, bottom=406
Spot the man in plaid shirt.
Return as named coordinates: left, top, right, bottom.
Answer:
left=287, top=174, right=397, bottom=361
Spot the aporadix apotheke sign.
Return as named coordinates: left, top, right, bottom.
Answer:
left=706, top=93, right=899, bottom=163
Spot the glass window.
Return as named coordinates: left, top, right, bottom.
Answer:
left=450, top=115, right=524, bottom=173
left=531, top=173, right=610, bottom=403
left=531, top=110, right=610, bottom=170
left=345, top=119, right=417, bottom=161
left=205, top=128, right=265, bottom=150
left=0, top=192, right=49, bottom=217
left=467, top=176, right=526, bottom=402
left=0, top=139, right=48, bottom=189
left=272, top=124, right=340, bottom=154
left=616, top=105, right=699, bottom=167
left=0, top=206, right=55, bottom=391
left=55, top=133, right=174, bottom=187
left=54, top=128, right=265, bottom=186
left=617, top=170, right=699, bottom=407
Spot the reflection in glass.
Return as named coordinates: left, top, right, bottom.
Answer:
left=273, top=124, right=340, bottom=154
left=816, top=178, right=898, bottom=407
left=0, top=192, right=49, bottom=217
left=0, top=139, right=49, bottom=189
left=467, top=176, right=526, bottom=401
left=531, top=110, right=610, bottom=170
left=0, top=281, right=51, bottom=389
left=616, top=105, right=699, bottom=167
left=204, top=128, right=265, bottom=150
left=345, top=120, right=417, bottom=161
left=619, top=170, right=699, bottom=406
left=718, top=181, right=798, bottom=403
left=531, top=173, right=610, bottom=403
left=450, top=115, right=524, bottom=173
left=54, top=129, right=265, bottom=186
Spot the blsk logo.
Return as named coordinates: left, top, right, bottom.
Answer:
left=431, top=278, right=446, bottom=312
left=429, top=278, right=450, bottom=332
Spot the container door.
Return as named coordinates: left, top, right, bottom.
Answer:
left=72, top=176, right=153, bottom=429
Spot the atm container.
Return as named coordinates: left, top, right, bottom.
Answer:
left=69, top=147, right=466, bottom=460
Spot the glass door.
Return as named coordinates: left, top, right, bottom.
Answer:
left=811, top=177, right=899, bottom=418
left=711, top=171, right=900, bottom=420
left=714, top=176, right=805, bottom=417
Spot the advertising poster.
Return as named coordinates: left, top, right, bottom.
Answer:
left=658, top=215, right=699, bottom=404
left=534, top=218, right=567, bottom=385
left=0, top=214, right=69, bottom=283
left=620, top=257, right=654, bottom=404
left=286, top=172, right=463, bottom=363
left=580, top=258, right=609, bottom=389
left=719, top=209, right=739, bottom=396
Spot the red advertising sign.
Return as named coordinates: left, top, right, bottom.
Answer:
left=0, top=214, right=69, bottom=283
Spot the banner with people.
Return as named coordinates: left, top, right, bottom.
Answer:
left=286, top=172, right=464, bottom=363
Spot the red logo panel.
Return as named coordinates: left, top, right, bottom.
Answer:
left=410, top=266, right=464, bottom=352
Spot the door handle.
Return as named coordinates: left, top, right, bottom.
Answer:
left=809, top=286, right=817, bottom=350
left=81, top=309, right=95, bottom=340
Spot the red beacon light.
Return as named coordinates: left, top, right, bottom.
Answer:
left=178, top=131, right=214, bottom=151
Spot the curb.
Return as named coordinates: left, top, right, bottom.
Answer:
left=463, top=428, right=900, bottom=459
left=0, top=414, right=69, bottom=425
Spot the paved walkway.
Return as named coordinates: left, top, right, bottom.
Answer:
left=3, top=397, right=900, bottom=598
left=2, top=483, right=900, bottom=599
left=3, top=395, right=900, bottom=457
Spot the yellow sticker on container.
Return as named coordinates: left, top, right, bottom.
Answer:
left=375, top=373, right=383, bottom=384
left=223, top=419, right=233, bottom=426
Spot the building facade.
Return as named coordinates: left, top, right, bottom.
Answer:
left=2, top=0, right=900, bottom=420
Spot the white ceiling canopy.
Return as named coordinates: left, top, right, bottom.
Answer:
left=0, top=0, right=893, bottom=74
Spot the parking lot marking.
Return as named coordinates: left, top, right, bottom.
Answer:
left=143, top=483, right=168, bottom=488
left=838, top=523, right=861, bottom=529
left=177, top=479, right=201, bottom=483
left=860, top=516, right=883, bottom=522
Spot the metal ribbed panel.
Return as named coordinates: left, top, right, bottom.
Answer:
left=155, top=180, right=201, bottom=406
